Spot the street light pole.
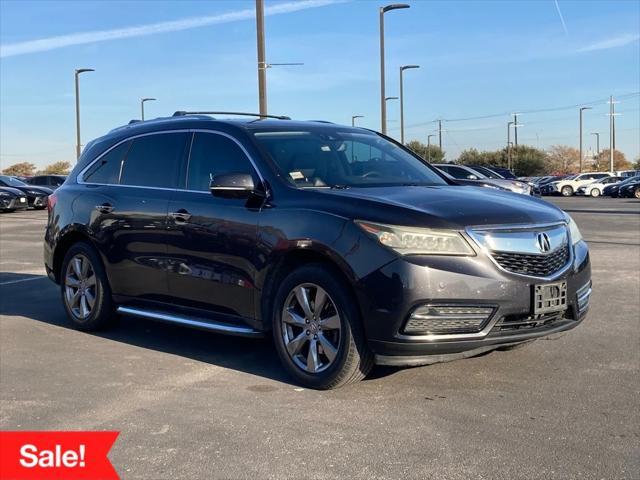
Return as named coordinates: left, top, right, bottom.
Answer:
left=351, top=115, right=364, bottom=127
left=256, top=0, right=267, bottom=115
left=399, top=64, right=419, bottom=144
left=591, top=132, right=600, bottom=156
left=438, top=120, right=442, bottom=150
left=379, top=4, right=410, bottom=135
left=512, top=113, right=519, bottom=146
left=427, top=134, right=436, bottom=162
left=507, top=121, right=514, bottom=170
left=141, top=97, right=156, bottom=121
left=579, top=106, right=592, bottom=173
left=75, top=68, right=94, bottom=161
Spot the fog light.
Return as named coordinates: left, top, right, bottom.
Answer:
left=403, top=305, right=495, bottom=335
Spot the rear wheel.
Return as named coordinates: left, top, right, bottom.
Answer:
left=634, top=187, right=640, bottom=199
left=590, top=188, right=601, bottom=197
left=561, top=185, right=574, bottom=196
left=272, top=264, right=373, bottom=389
left=60, top=242, right=116, bottom=331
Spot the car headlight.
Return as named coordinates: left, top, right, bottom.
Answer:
left=26, top=190, right=42, bottom=196
left=566, top=214, right=583, bottom=245
left=356, top=221, right=475, bottom=256
left=0, top=191, right=10, bottom=197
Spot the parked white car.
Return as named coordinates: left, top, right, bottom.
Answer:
left=576, top=176, right=623, bottom=197
left=549, top=172, right=611, bottom=196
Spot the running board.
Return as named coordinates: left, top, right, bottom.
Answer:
left=116, top=306, right=263, bottom=338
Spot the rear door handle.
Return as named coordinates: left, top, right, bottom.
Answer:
left=169, top=209, right=192, bottom=223
left=95, top=203, right=113, bottom=214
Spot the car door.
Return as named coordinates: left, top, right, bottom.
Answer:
left=80, top=131, right=190, bottom=302
left=166, top=131, right=262, bottom=320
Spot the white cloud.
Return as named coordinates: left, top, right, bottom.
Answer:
left=0, top=0, right=345, bottom=58
left=578, top=33, right=640, bottom=53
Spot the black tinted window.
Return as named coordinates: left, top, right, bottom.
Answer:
left=83, top=141, right=131, bottom=184
left=186, top=133, right=254, bottom=191
left=120, top=133, right=188, bottom=188
left=442, top=166, right=468, bottom=179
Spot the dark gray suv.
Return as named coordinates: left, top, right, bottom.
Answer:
left=44, top=113, right=592, bottom=389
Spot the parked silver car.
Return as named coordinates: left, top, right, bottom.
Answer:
left=434, top=164, right=532, bottom=195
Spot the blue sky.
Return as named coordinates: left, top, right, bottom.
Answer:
left=1, top=0, right=639, bottom=169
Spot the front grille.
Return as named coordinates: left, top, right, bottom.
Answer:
left=492, top=311, right=567, bottom=332
left=492, top=245, right=569, bottom=277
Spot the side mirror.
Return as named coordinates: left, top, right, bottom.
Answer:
left=209, top=173, right=264, bottom=199
left=467, top=174, right=478, bottom=180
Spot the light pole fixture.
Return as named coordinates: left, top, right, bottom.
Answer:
left=579, top=106, right=592, bottom=173
left=379, top=3, right=410, bottom=135
left=399, top=64, right=419, bottom=144
left=427, top=134, right=437, bottom=162
left=591, top=132, right=600, bottom=156
left=75, top=68, right=94, bottom=160
left=141, top=97, right=156, bottom=121
left=351, top=115, right=364, bottom=127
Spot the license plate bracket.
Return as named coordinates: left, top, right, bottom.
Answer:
left=533, top=281, right=567, bottom=314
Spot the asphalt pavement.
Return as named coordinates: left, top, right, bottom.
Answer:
left=1, top=196, right=638, bottom=479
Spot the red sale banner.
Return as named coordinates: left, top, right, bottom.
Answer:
left=0, top=431, right=119, bottom=480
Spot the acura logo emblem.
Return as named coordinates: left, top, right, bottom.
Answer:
left=536, top=232, right=552, bottom=253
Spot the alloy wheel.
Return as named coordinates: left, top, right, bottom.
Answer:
left=64, top=254, right=97, bottom=320
left=281, top=283, right=341, bottom=374
left=590, top=189, right=600, bottom=197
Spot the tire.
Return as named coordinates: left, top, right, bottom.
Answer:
left=561, top=185, right=574, bottom=197
left=590, top=188, right=601, bottom=197
left=60, top=242, right=116, bottom=331
left=272, top=264, right=373, bottom=389
left=634, top=187, right=640, bottom=199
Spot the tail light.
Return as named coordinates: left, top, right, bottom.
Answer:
left=47, top=192, right=57, bottom=213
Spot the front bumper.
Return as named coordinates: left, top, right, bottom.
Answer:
left=357, top=241, right=591, bottom=365
left=0, top=196, right=28, bottom=211
left=28, top=195, right=48, bottom=208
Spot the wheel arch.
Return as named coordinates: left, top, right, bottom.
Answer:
left=52, top=227, right=101, bottom=283
left=259, top=247, right=361, bottom=332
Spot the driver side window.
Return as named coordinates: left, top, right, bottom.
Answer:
left=186, top=133, right=255, bottom=192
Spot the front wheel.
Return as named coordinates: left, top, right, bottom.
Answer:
left=634, top=187, right=640, bottom=199
left=60, top=242, right=116, bottom=331
left=590, top=188, right=601, bottom=197
left=272, top=264, right=373, bottom=389
left=561, top=186, right=574, bottom=196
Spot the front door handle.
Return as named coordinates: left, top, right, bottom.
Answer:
left=95, top=203, right=113, bottom=214
left=169, top=209, right=192, bottom=223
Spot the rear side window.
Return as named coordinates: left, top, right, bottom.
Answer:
left=443, top=166, right=468, bottom=180
left=186, top=133, right=255, bottom=192
left=120, top=133, right=188, bottom=188
left=83, top=141, right=131, bottom=184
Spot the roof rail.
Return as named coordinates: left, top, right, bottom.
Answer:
left=172, top=111, right=290, bottom=120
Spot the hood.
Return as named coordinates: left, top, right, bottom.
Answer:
left=0, top=187, right=26, bottom=196
left=11, top=185, right=53, bottom=195
left=319, top=185, right=566, bottom=229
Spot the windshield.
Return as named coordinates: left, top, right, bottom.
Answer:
left=0, top=175, right=27, bottom=187
left=252, top=129, right=447, bottom=188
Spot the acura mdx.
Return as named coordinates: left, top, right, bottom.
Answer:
left=44, top=112, right=592, bottom=389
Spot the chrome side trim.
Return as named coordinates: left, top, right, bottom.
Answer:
left=117, top=306, right=263, bottom=337
left=77, top=128, right=266, bottom=188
